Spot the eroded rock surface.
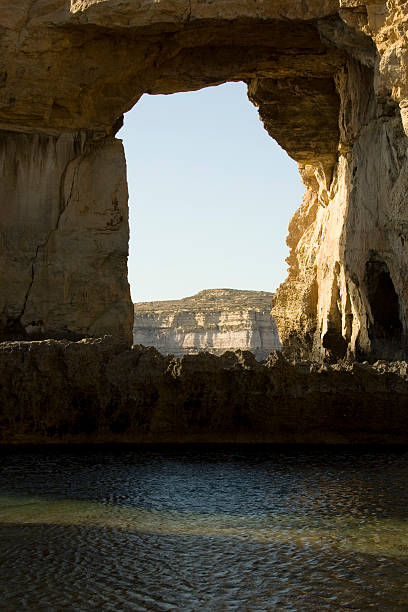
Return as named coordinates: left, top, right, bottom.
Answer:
left=1, top=338, right=408, bottom=444
left=0, top=132, right=132, bottom=342
left=1, top=1, right=408, bottom=361
left=274, top=56, right=408, bottom=363
left=133, top=289, right=281, bottom=360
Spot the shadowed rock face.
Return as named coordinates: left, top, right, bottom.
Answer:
left=133, top=289, right=281, bottom=360
left=1, top=1, right=408, bottom=360
left=1, top=338, right=408, bottom=444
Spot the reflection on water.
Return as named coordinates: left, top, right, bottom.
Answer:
left=1, top=446, right=408, bottom=610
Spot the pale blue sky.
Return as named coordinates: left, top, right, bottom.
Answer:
left=118, top=81, right=304, bottom=303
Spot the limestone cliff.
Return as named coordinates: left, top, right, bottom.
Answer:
left=133, top=289, right=281, bottom=360
left=1, top=1, right=408, bottom=363
left=273, top=57, right=408, bottom=363
left=1, top=338, right=408, bottom=445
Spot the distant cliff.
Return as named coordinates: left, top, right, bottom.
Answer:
left=133, top=289, right=281, bottom=360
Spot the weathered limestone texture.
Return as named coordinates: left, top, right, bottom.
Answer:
left=133, top=289, right=281, bottom=360
left=0, top=132, right=132, bottom=341
left=1, top=1, right=408, bottom=360
left=1, top=338, right=408, bottom=444
left=274, top=56, right=408, bottom=362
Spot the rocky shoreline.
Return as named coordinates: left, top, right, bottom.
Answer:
left=1, top=338, right=408, bottom=445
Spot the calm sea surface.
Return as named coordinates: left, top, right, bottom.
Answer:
left=1, top=445, right=408, bottom=611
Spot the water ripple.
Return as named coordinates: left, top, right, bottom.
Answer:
left=0, top=445, right=408, bottom=610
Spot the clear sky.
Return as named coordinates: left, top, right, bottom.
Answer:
left=118, top=81, right=304, bottom=303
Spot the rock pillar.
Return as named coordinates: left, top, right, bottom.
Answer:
left=0, top=130, right=133, bottom=343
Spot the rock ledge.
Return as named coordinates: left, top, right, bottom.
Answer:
left=1, top=338, right=408, bottom=444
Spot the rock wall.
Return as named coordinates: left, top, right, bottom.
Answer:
left=0, top=131, right=133, bottom=342
left=274, top=57, right=408, bottom=362
left=1, top=1, right=408, bottom=360
left=1, top=338, right=408, bottom=444
left=133, top=289, right=281, bottom=360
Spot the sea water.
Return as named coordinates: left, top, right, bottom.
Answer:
left=0, top=445, right=407, bottom=610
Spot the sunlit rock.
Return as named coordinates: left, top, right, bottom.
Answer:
left=1, top=0, right=408, bottom=361
left=133, top=289, right=281, bottom=360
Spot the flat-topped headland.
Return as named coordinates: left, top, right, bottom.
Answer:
left=133, top=289, right=281, bottom=360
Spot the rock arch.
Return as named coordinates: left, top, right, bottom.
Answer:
left=1, top=0, right=408, bottom=360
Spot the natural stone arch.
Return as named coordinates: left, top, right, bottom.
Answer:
left=1, top=0, right=408, bottom=361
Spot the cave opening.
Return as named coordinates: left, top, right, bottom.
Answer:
left=118, top=82, right=303, bottom=304
left=364, top=257, right=402, bottom=348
